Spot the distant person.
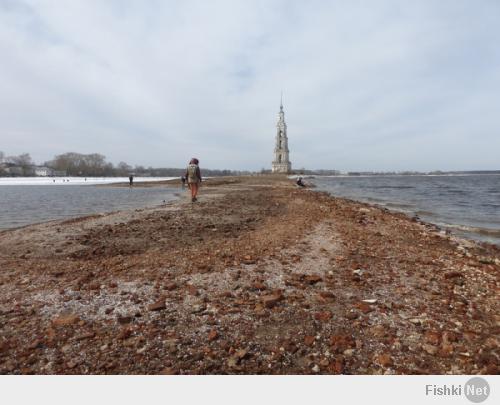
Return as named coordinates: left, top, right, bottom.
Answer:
left=129, top=175, right=134, bottom=187
left=185, top=158, right=202, bottom=202
left=296, top=177, right=306, bottom=188
left=181, top=176, right=186, bottom=188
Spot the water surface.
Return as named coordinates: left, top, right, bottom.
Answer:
left=0, top=184, right=181, bottom=229
left=312, top=174, right=500, bottom=245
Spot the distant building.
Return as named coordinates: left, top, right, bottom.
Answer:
left=2, top=163, right=24, bottom=176
left=52, top=170, right=67, bottom=177
left=272, top=95, right=292, bottom=174
left=34, top=166, right=53, bottom=177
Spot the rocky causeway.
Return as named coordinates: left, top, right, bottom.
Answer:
left=0, top=175, right=498, bottom=374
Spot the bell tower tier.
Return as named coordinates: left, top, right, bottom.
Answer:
left=271, top=95, right=292, bottom=173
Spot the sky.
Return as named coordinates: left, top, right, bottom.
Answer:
left=0, top=0, right=499, bottom=172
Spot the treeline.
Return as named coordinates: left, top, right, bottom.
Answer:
left=0, top=151, right=252, bottom=177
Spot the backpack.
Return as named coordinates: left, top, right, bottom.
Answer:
left=187, top=164, right=199, bottom=182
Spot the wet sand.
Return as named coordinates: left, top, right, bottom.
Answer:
left=0, top=175, right=498, bottom=374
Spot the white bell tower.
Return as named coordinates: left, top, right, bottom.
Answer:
left=272, top=94, right=292, bottom=173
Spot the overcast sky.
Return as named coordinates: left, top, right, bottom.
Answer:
left=0, top=1, right=499, bottom=171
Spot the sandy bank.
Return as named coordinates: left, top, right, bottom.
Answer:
left=0, top=175, right=498, bottom=374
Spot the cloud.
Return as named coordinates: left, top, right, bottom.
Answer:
left=0, top=0, right=499, bottom=171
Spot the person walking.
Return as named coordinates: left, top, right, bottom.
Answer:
left=185, top=158, right=202, bottom=202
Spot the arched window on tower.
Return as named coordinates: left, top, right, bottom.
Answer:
left=278, top=154, right=282, bottom=163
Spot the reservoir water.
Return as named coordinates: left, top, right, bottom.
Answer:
left=0, top=178, right=181, bottom=229
left=312, top=174, right=500, bottom=245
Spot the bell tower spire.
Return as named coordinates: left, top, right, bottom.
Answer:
left=272, top=93, right=292, bottom=174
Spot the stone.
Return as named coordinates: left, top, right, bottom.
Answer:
left=117, top=315, right=133, bottom=324
left=0, top=338, right=10, bottom=353
left=304, top=335, right=315, bottom=346
left=444, top=271, right=463, bottom=279
left=375, top=353, right=393, bottom=367
left=190, top=304, right=206, bottom=314
left=61, top=344, right=72, bottom=354
left=314, top=311, right=333, bottom=321
left=52, top=314, right=80, bottom=326
left=305, top=275, right=323, bottom=284
left=28, top=339, right=42, bottom=350
left=117, top=327, right=132, bottom=340
left=252, top=281, right=267, bottom=290
left=424, top=330, right=441, bottom=345
left=207, top=330, right=218, bottom=342
left=186, top=284, right=199, bottom=296
left=164, top=282, right=177, bottom=291
left=319, top=291, right=335, bottom=299
left=74, top=332, right=95, bottom=341
left=355, top=302, right=374, bottom=314
left=422, top=344, right=438, bottom=355
left=148, top=298, right=166, bottom=311
left=312, top=364, right=320, bottom=373
left=261, top=291, right=283, bottom=308
left=330, top=335, right=355, bottom=353
left=362, top=299, right=377, bottom=304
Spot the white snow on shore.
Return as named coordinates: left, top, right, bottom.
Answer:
left=0, top=177, right=176, bottom=186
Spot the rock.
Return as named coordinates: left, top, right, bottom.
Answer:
left=423, top=330, right=441, bottom=345
left=369, top=325, right=386, bottom=338
left=61, top=344, right=72, bottom=354
left=444, top=271, right=463, bottom=279
left=207, top=330, right=218, bottom=342
left=117, top=315, right=133, bottom=324
left=28, top=339, right=42, bottom=350
left=0, top=338, right=10, bottom=353
left=74, top=332, right=95, bottom=341
left=314, top=311, right=333, bottom=321
left=312, top=364, right=320, bottom=373
left=261, top=291, right=283, bottom=308
left=319, top=291, right=335, bottom=299
left=328, top=358, right=345, bottom=374
left=251, top=281, right=267, bottom=290
left=117, top=327, right=132, bottom=340
left=305, top=275, right=323, bottom=284
left=304, top=335, right=316, bottom=346
left=66, top=360, right=80, bottom=369
left=362, top=299, right=377, bottom=304
left=227, top=348, right=249, bottom=368
left=190, top=304, right=206, bottom=314
left=355, top=302, right=374, bottom=314
left=164, top=282, right=177, bottom=291
left=148, top=298, right=167, bottom=311
left=422, top=344, right=438, bottom=355
left=186, top=284, right=199, bottom=296
left=375, top=353, right=393, bottom=367
left=345, top=311, right=359, bottom=320
left=52, top=314, right=80, bottom=326
left=343, top=349, right=355, bottom=357
left=330, top=335, right=355, bottom=352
